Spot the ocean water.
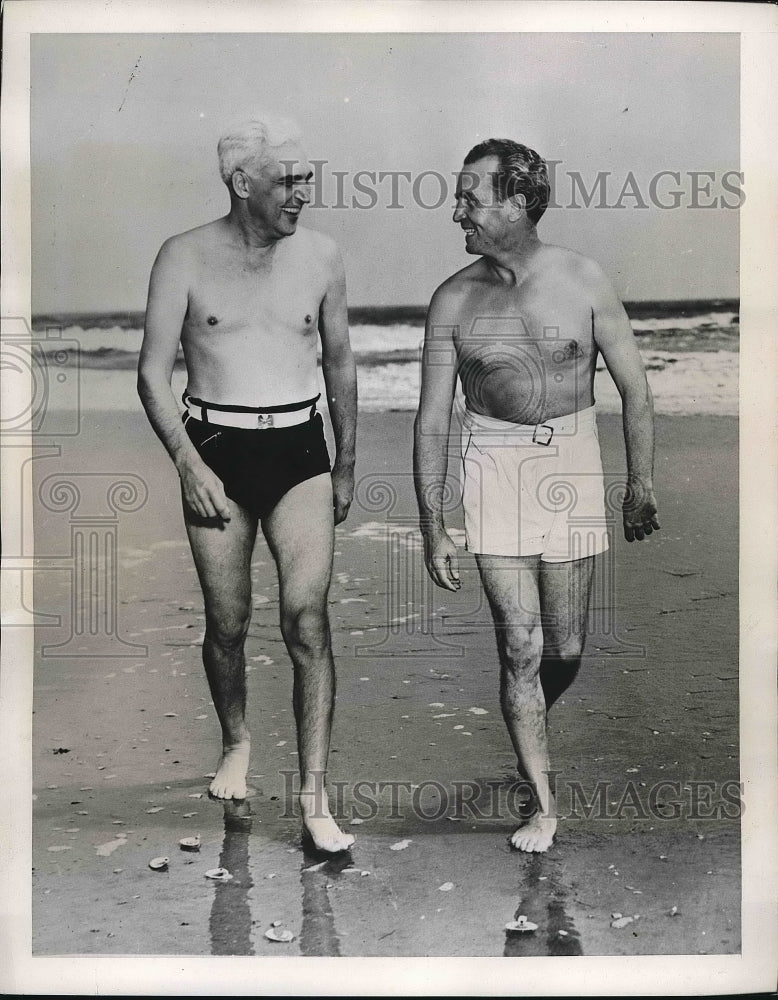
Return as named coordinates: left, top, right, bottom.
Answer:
left=27, top=302, right=739, bottom=415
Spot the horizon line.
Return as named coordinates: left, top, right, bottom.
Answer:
left=31, top=297, right=740, bottom=325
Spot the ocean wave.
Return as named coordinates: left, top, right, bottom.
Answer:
left=31, top=298, right=739, bottom=332
left=28, top=312, right=738, bottom=367
left=23, top=350, right=732, bottom=416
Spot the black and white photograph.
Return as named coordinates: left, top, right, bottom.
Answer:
left=1, top=1, right=776, bottom=994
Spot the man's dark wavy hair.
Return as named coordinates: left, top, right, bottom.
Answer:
left=464, top=138, right=550, bottom=224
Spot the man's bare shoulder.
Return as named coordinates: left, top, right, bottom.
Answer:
left=155, top=219, right=227, bottom=262
left=538, top=243, right=609, bottom=286
left=424, top=264, right=485, bottom=336
left=295, top=225, right=341, bottom=262
left=290, top=227, right=345, bottom=290
left=431, top=260, right=486, bottom=306
left=533, top=244, right=622, bottom=314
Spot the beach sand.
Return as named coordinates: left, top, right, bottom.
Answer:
left=30, top=407, right=739, bottom=957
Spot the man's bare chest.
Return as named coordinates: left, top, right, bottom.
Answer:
left=184, top=257, right=326, bottom=341
left=454, top=292, right=594, bottom=370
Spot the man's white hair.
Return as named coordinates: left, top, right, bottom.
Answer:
left=217, top=114, right=303, bottom=185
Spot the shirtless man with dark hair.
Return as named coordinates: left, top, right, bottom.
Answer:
left=138, top=115, right=357, bottom=853
left=414, top=138, right=659, bottom=853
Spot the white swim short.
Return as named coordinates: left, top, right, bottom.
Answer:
left=460, top=405, right=609, bottom=562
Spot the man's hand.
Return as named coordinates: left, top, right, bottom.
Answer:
left=179, top=458, right=231, bottom=521
left=331, top=462, right=354, bottom=525
left=622, top=479, right=660, bottom=542
left=422, top=528, right=461, bottom=591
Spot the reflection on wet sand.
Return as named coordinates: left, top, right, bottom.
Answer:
left=209, top=800, right=254, bottom=955
left=299, top=848, right=355, bottom=956
left=205, top=797, right=585, bottom=958
left=504, top=855, right=583, bottom=957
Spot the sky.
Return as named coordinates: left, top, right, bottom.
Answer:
left=31, top=32, right=740, bottom=313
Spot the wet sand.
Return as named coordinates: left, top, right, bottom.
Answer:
left=31, top=408, right=740, bottom=958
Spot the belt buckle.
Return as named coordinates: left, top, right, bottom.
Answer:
left=257, top=413, right=274, bottom=430
left=532, top=423, right=554, bottom=446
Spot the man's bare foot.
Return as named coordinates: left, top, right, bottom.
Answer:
left=299, top=791, right=355, bottom=854
left=209, top=740, right=250, bottom=800
left=510, top=813, right=557, bottom=853
left=514, top=782, right=539, bottom=822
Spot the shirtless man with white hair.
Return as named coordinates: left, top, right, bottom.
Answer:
left=138, top=115, right=357, bottom=853
left=414, top=138, right=659, bottom=853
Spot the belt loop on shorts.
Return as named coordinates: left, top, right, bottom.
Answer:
left=183, top=390, right=209, bottom=425
left=532, top=424, right=554, bottom=446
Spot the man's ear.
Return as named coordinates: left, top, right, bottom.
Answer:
left=507, top=193, right=526, bottom=222
left=231, top=169, right=250, bottom=200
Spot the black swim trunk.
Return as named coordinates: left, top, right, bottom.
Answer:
left=183, top=412, right=331, bottom=519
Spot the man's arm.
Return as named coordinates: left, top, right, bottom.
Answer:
left=413, top=285, right=461, bottom=590
left=319, top=244, right=357, bottom=525
left=589, top=262, right=659, bottom=542
left=137, top=238, right=230, bottom=520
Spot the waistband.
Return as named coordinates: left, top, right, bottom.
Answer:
left=183, top=390, right=320, bottom=429
left=463, top=404, right=597, bottom=440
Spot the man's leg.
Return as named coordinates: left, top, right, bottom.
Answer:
left=185, top=503, right=258, bottom=800
left=476, top=553, right=558, bottom=852
left=261, top=473, right=354, bottom=854
left=538, top=556, right=595, bottom=711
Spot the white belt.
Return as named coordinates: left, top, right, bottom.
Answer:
left=463, top=404, right=597, bottom=445
left=185, top=400, right=315, bottom=430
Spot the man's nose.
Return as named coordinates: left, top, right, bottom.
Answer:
left=295, top=184, right=311, bottom=205
left=452, top=201, right=465, bottom=222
